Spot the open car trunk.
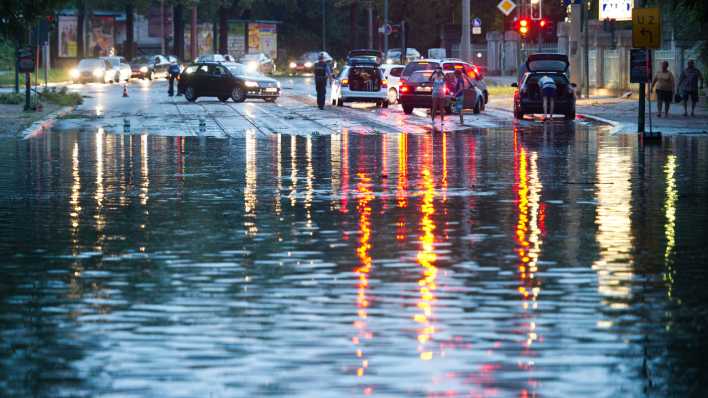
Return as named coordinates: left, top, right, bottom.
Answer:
left=349, top=67, right=382, bottom=92
left=525, top=75, right=570, bottom=100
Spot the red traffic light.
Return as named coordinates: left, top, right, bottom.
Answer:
left=517, top=18, right=530, bottom=36
left=539, top=19, right=546, bottom=28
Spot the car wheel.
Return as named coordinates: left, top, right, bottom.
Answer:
left=402, top=104, right=414, bottom=114
left=387, top=88, right=398, bottom=104
left=337, top=97, right=343, bottom=107
left=265, top=97, right=277, bottom=103
left=473, top=100, right=481, bottom=114
left=484, top=90, right=489, bottom=104
left=185, top=87, right=197, bottom=102
left=231, top=86, right=246, bottom=103
left=148, top=71, right=153, bottom=81
left=332, top=98, right=336, bottom=106
left=218, top=96, right=229, bottom=102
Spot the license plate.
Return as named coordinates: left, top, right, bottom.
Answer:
left=265, top=87, right=278, bottom=92
left=416, top=86, right=432, bottom=92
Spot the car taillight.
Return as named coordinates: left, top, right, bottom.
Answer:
left=382, top=79, right=388, bottom=88
left=467, top=70, right=476, bottom=79
left=400, top=85, right=409, bottom=94
left=341, top=78, right=349, bottom=86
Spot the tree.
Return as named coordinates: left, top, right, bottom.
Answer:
left=0, top=0, right=69, bottom=42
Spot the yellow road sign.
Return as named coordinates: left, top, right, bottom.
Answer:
left=497, top=0, right=517, bottom=17
left=632, top=8, right=661, bottom=49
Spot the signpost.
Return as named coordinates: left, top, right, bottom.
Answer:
left=497, top=0, right=517, bottom=17
left=632, top=7, right=661, bottom=139
left=472, top=18, right=482, bottom=35
left=17, top=47, right=34, bottom=111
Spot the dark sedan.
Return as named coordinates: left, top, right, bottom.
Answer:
left=512, top=53, right=576, bottom=120
left=130, top=55, right=170, bottom=80
left=288, top=51, right=335, bottom=74
left=178, top=62, right=281, bottom=103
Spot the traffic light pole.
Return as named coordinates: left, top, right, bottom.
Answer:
left=383, top=0, right=389, bottom=54
left=461, top=0, right=471, bottom=62
left=637, top=0, right=647, bottom=134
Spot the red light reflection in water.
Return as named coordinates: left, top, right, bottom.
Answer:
left=353, top=171, right=375, bottom=387
left=396, top=134, right=408, bottom=241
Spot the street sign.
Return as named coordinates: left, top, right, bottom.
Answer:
left=378, top=24, right=393, bottom=36
left=16, top=47, right=35, bottom=73
left=630, top=49, right=651, bottom=83
left=632, top=8, right=661, bottom=49
left=497, top=0, right=517, bottom=17
left=472, top=18, right=482, bottom=35
left=599, top=0, right=633, bottom=21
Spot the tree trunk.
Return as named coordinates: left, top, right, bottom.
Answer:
left=77, top=1, right=85, bottom=59
left=173, top=4, right=184, bottom=60
left=126, top=3, right=134, bottom=60
left=350, top=1, right=358, bottom=49
left=219, top=7, right=228, bottom=54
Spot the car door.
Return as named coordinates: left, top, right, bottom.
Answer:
left=192, top=64, right=210, bottom=95
left=208, top=65, right=230, bottom=97
left=462, top=76, right=478, bottom=109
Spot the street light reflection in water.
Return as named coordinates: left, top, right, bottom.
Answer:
left=2, top=127, right=708, bottom=397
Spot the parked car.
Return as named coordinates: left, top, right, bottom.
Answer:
left=289, top=51, right=335, bottom=74
left=70, top=58, right=112, bottom=84
left=380, top=63, right=405, bottom=104
left=346, top=49, right=384, bottom=65
left=239, top=53, right=276, bottom=75
left=178, top=62, right=281, bottom=103
left=511, top=53, right=576, bottom=120
left=385, top=48, right=421, bottom=64
left=100, top=56, right=132, bottom=83
left=195, top=54, right=236, bottom=63
left=130, top=55, right=170, bottom=80
left=398, top=59, right=488, bottom=114
left=330, top=58, right=389, bottom=108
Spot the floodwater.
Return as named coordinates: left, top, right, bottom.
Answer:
left=1, top=125, right=707, bottom=397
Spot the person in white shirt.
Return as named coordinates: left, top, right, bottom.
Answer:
left=538, top=75, right=557, bottom=121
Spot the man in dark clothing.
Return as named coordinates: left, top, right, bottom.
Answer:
left=168, top=62, right=181, bottom=96
left=678, top=60, right=704, bottom=117
left=313, top=52, right=333, bottom=109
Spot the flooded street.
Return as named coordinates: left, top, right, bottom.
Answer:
left=1, top=124, right=707, bottom=397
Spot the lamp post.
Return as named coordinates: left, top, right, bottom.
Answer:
left=461, top=0, right=471, bottom=62
left=322, top=0, right=326, bottom=50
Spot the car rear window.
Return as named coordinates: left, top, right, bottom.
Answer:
left=402, top=61, right=438, bottom=77
left=443, top=63, right=466, bottom=71
left=408, top=70, right=433, bottom=83
left=527, top=60, right=567, bottom=73
left=78, top=59, right=102, bottom=68
left=389, top=67, right=403, bottom=77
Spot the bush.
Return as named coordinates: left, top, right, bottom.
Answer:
left=40, top=87, right=82, bottom=106
left=0, top=92, right=23, bottom=104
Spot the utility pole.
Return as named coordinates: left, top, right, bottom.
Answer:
left=637, top=0, right=647, bottom=133
left=160, top=0, right=165, bottom=55
left=368, top=4, right=373, bottom=49
left=461, top=0, right=471, bottom=62
left=383, top=0, right=389, bottom=54
left=191, top=6, right=197, bottom=60
left=322, top=0, right=326, bottom=50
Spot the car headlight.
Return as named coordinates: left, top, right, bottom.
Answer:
left=247, top=61, right=258, bottom=71
left=245, top=81, right=259, bottom=88
left=304, top=62, right=313, bottom=68
left=289, top=62, right=297, bottom=68
left=276, top=81, right=281, bottom=88
left=140, top=66, right=148, bottom=73
left=70, top=69, right=79, bottom=78
left=386, top=59, right=393, bottom=64
left=93, top=68, right=103, bottom=77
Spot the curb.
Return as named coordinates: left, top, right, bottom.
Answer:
left=576, top=113, right=620, bottom=128
left=21, top=105, right=77, bottom=139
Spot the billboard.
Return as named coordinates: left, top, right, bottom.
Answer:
left=89, top=16, right=115, bottom=57
left=198, top=23, right=214, bottom=56
left=58, top=15, right=77, bottom=58
left=599, top=0, right=634, bottom=21
left=248, top=23, right=277, bottom=59
left=228, top=21, right=246, bottom=58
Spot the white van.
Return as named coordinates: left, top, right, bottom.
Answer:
left=380, top=64, right=405, bottom=104
left=331, top=60, right=389, bottom=108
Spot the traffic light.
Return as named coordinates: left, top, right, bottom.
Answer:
left=517, top=18, right=530, bottom=38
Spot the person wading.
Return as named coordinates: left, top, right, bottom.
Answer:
left=168, top=61, right=181, bottom=97
left=678, top=60, right=704, bottom=117
left=313, top=52, right=333, bottom=110
left=651, top=61, right=675, bottom=118
left=430, top=67, right=446, bottom=126
left=453, top=68, right=472, bottom=125
left=538, top=74, right=557, bottom=121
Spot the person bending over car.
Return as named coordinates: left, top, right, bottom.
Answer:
left=538, top=75, right=557, bottom=121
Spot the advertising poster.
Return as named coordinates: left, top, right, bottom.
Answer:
left=184, top=25, right=191, bottom=58
left=148, top=6, right=173, bottom=38
left=198, top=23, right=214, bottom=56
left=248, top=23, right=260, bottom=53
left=89, top=16, right=115, bottom=57
left=248, top=23, right=277, bottom=59
left=228, top=21, right=246, bottom=58
left=58, top=15, right=77, bottom=58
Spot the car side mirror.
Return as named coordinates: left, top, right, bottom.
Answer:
left=511, top=82, right=518, bottom=88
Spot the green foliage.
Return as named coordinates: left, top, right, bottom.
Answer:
left=40, top=86, right=83, bottom=106
left=0, top=93, right=24, bottom=104
left=0, top=0, right=70, bottom=40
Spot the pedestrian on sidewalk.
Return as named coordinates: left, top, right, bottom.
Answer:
left=430, top=67, right=447, bottom=125
left=453, top=68, right=470, bottom=125
left=538, top=75, right=556, bottom=121
left=651, top=61, right=675, bottom=118
left=168, top=61, right=181, bottom=97
left=314, top=52, right=333, bottom=110
left=678, top=60, right=704, bottom=117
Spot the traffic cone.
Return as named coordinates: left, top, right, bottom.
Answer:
left=123, top=84, right=129, bottom=97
